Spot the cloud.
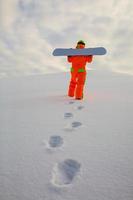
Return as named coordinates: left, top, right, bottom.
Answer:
left=0, top=0, right=19, bottom=31
left=0, top=0, right=133, bottom=78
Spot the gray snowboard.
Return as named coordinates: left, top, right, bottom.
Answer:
left=53, top=47, right=107, bottom=56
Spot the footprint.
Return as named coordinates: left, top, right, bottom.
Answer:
left=64, top=121, right=82, bottom=132
left=64, top=112, right=73, bottom=119
left=45, top=136, right=63, bottom=149
left=51, top=159, right=81, bottom=186
left=69, top=101, right=75, bottom=105
left=71, top=121, right=82, bottom=128
left=77, top=105, right=84, bottom=110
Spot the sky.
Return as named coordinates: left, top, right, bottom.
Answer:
left=0, top=0, right=133, bottom=78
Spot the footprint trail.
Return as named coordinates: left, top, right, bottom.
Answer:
left=47, top=98, right=83, bottom=187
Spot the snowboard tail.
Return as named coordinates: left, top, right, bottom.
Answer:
left=53, top=47, right=107, bottom=56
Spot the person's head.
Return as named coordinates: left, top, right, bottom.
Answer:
left=76, top=40, right=85, bottom=49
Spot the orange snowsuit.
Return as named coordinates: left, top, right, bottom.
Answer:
left=67, top=55, right=93, bottom=99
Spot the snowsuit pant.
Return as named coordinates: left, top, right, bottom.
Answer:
left=68, top=71, right=86, bottom=99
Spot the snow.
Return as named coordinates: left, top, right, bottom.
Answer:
left=0, top=69, right=133, bottom=200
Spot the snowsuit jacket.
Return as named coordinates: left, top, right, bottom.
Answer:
left=67, top=55, right=93, bottom=72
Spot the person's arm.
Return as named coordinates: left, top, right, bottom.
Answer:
left=67, top=56, right=73, bottom=62
left=86, top=55, right=93, bottom=63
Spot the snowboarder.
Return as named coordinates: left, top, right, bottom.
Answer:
left=67, top=40, right=93, bottom=100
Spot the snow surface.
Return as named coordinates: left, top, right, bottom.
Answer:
left=0, top=69, right=133, bottom=200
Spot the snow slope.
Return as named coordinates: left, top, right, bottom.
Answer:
left=0, top=69, right=133, bottom=200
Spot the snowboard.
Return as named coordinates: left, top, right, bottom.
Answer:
left=53, top=47, right=107, bottom=56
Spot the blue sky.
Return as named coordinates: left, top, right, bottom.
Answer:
left=0, top=0, right=133, bottom=78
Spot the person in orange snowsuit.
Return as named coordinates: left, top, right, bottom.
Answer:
left=67, top=40, right=93, bottom=100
